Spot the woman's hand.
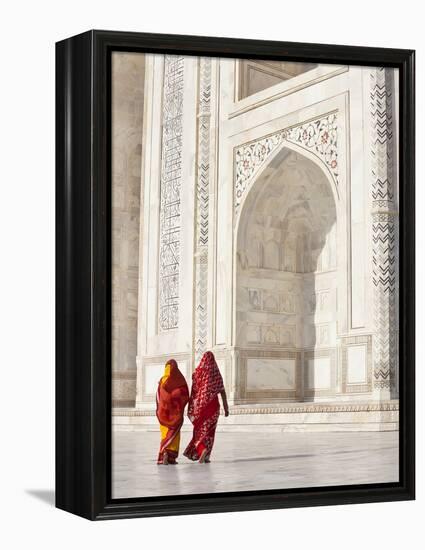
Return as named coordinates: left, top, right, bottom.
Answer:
left=220, top=389, right=230, bottom=417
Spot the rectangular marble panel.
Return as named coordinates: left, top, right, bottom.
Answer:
left=248, top=288, right=262, bottom=310
left=347, top=344, right=367, bottom=384
left=246, top=358, right=296, bottom=390
left=280, top=325, right=296, bottom=346
left=262, top=292, right=279, bottom=312
left=306, top=357, right=331, bottom=390
left=246, top=323, right=262, bottom=344
left=144, top=363, right=163, bottom=395
left=280, top=293, right=296, bottom=313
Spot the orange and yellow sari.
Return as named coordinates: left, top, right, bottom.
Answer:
left=156, top=359, right=189, bottom=464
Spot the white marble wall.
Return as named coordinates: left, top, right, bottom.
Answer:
left=111, top=52, right=145, bottom=408
left=135, top=55, right=198, bottom=407
left=132, top=56, right=398, bottom=409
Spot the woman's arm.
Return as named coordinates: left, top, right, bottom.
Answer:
left=220, top=389, right=230, bottom=417
left=187, top=375, right=197, bottom=421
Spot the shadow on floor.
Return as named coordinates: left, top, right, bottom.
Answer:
left=224, top=445, right=398, bottom=464
left=26, top=489, right=55, bottom=507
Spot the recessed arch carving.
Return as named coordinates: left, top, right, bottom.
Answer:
left=235, top=145, right=338, bottom=403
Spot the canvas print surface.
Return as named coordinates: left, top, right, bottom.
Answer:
left=111, top=52, right=399, bottom=498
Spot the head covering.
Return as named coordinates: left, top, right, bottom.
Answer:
left=188, top=351, right=224, bottom=422
left=161, top=359, right=187, bottom=393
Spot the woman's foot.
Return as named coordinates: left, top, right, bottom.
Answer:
left=199, top=448, right=208, bottom=463
left=163, top=452, right=169, bottom=465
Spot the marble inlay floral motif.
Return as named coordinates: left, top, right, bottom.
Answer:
left=234, top=112, right=339, bottom=214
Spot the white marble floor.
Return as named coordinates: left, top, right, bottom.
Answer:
left=112, top=430, right=399, bottom=499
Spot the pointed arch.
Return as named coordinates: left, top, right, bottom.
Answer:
left=233, top=144, right=339, bottom=403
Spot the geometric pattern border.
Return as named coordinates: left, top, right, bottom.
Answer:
left=158, top=55, right=184, bottom=331
left=370, top=67, right=398, bottom=391
left=193, top=57, right=212, bottom=364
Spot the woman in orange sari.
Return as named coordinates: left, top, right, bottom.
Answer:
left=184, top=351, right=229, bottom=463
left=156, top=359, right=189, bottom=465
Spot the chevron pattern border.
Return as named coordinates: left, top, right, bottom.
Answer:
left=370, top=68, right=394, bottom=204
left=193, top=58, right=212, bottom=365
left=370, top=68, right=398, bottom=391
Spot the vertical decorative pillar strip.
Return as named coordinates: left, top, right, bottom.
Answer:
left=370, top=67, right=398, bottom=396
left=193, top=57, right=212, bottom=364
left=158, top=56, right=184, bottom=332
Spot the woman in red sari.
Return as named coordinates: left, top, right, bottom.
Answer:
left=184, top=351, right=229, bottom=463
left=156, top=359, right=189, bottom=465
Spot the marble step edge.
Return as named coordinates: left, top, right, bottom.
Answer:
left=113, top=422, right=399, bottom=433
left=112, top=400, right=399, bottom=416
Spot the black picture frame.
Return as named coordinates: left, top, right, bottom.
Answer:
left=56, top=29, right=415, bottom=520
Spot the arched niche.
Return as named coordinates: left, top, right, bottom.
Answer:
left=234, top=146, right=338, bottom=404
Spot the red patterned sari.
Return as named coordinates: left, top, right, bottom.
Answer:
left=156, top=359, right=189, bottom=464
left=183, top=351, right=224, bottom=462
